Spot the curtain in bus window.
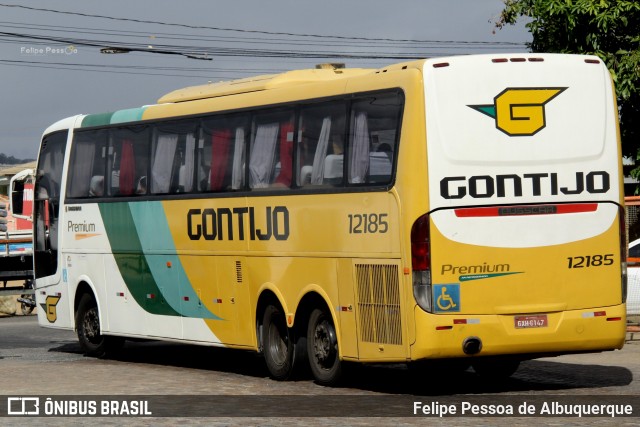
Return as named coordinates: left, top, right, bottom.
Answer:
left=179, top=134, right=196, bottom=192
left=231, top=127, right=245, bottom=190
left=152, top=134, right=178, bottom=194
left=210, top=129, right=231, bottom=191
left=274, top=122, right=294, bottom=187
left=350, top=112, right=370, bottom=184
left=249, top=123, right=278, bottom=188
left=119, top=140, right=135, bottom=195
left=68, top=140, right=95, bottom=197
left=310, top=117, right=332, bottom=185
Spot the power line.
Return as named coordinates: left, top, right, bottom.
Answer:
left=0, top=20, right=523, bottom=50
left=0, top=2, right=527, bottom=46
left=0, top=59, right=228, bottom=79
left=0, top=30, right=458, bottom=60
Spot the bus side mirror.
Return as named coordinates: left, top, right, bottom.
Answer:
left=11, top=180, right=24, bottom=216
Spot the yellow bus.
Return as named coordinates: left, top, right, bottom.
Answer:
left=34, top=54, right=626, bottom=385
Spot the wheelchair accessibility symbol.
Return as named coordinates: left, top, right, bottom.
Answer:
left=433, top=284, right=460, bottom=313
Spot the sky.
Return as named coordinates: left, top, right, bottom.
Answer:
left=0, top=0, right=530, bottom=160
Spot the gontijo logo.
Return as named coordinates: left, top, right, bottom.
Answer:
left=469, top=87, right=567, bottom=136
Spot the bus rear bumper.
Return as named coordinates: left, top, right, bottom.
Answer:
left=410, top=304, right=626, bottom=361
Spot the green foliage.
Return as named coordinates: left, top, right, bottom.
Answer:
left=496, top=0, right=640, bottom=160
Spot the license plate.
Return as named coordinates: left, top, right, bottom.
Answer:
left=514, top=314, right=548, bottom=329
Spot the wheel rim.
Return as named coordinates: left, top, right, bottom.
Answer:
left=267, top=318, right=288, bottom=366
left=313, top=317, right=337, bottom=370
left=83, top=307, right=101, bottom=344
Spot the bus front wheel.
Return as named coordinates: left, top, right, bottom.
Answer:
left=307, top=308, right=342, bottom=386
left=76, top=293, right=123, bottom=357
left=262, top=304, right=294, bottom=380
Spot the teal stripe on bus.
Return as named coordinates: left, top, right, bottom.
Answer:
left=110, top=107, right=147, bottom=124
left=128, top=201, right=222, bottom=320
left=99, top=202, right=181, bottom=317
left=81, top=107, right=147, bottom=128
left=81, top=112, right=114, bottom=128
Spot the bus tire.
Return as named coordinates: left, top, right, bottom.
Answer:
left=472, top=358, right=520, bottom=379
left=262, top=304, right=294, bottom=380
left=307, top=307, right=342, bottom=386
left=76, top=293, right=123, bottom=358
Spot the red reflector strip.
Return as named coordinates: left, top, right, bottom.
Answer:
left=453, top=318, right=480, bottom=324
left=147, top=294, right=155, bottom=299
left=528, top=57, right=544, bottom=62
left=585, top=59, right=600, bottom=64
left=214, top=298, right=222, bottom=304
left=433, top=62, right=449, bottom=68
left=116, top=292, right=125, bottom=297
left=436, top=326, right=453, bottom=331
left=183, top=296, right=190, bottom=301
left=583, top=311, right=607, bottom=318
left=455, top=204, right=598, bottom=218
left=510, top=58, right=526, bottom=62
left=492, top=58, right=508, bottom=63
left=607, top=317, right=622, bottom=322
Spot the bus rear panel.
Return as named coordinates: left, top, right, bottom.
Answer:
left=412, top=54, right=625, bottom=361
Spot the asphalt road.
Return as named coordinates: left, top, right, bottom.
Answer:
left=1, top=314, right=639, bottom=426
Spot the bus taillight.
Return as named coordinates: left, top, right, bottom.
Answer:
left=411, top=214, right=432, bottom=312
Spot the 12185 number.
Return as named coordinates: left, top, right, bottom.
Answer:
left=567, top=254, right=614, bottom=269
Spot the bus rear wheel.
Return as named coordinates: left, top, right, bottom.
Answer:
left=262, top=304, right=295, bottom=380
left=307, top=308, right=342, bottom=386
left=76, top=293, right=123, bottom=357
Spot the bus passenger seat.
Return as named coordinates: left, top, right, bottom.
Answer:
left=323, top=154, right=343, bottom=184
left=299, top=165, right=312, bottom=185
left=89, top=175, right=104, bottom=197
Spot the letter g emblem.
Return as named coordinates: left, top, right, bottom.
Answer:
left=469, top=87, right=567, bottom=137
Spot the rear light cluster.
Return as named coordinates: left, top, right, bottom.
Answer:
left=411, top=214, right=432, bottom=312
left=491, top=57, right=544, bottom=63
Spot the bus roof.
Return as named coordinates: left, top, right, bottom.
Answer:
left=158, top=67, right=373, bottom=104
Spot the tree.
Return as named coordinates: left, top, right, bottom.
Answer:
left=496, top=0, right=640, bottom=163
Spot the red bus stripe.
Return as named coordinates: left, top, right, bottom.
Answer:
left=455, top=203, right=598, bottom=218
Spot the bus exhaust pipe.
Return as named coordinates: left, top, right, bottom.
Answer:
left=463, top=337, right=482, bottom=355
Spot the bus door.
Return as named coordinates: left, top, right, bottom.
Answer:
left=34, top=130, right=72, bottom=327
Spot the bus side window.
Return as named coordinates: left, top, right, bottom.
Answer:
left=150, top=133, right=178, bottom=194
left=298, top=101, right=346, bottom=187
left=249, top=110, right=294, bottom=190
left=349, top=93, right=401, bottom=185
left=66, top=130, right=108, bottom=198
left=205, top=129, right=232, bottom=191
left=109, top=126, right=149, bottom=196
left=200, top=114, right=248, bottom=192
